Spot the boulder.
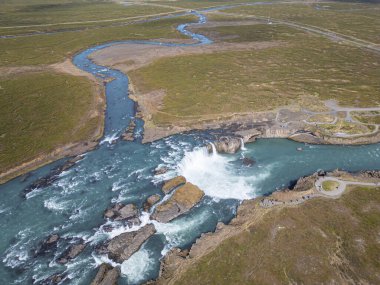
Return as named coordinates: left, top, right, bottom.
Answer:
left=23, top=156, right=83, bottom=196
left=162, top=176, right=186, bottom=194
left=122, top=119, right=136, bottom=141
left=242, top=157, right=255, bottom=167
left=57, top=242, right=86, bottom=264
left=104, top=203, right=139, bottom=221
left=207, top=136, right=242, bottom=154
left=151, top=182, right=204, bottom=223
left=154, top=167, right=168, bottom=176
left=91, top=263, right=120, bottom=285
left=143, top=194, right=161, bottom=211
left=107, top=224, right=156, bottom=263
left=34, top=234, right=60, bottom=256
left=40, top=273, right=66, bottom=285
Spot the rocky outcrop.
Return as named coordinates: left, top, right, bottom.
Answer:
left=162, top=176, right=186, bottom=194
left=290, top=173, right=319, bottom=192
left=234, top=128, right=261, bottom=143
left=144, top=194, right=161, bottom=211
left=154, top=166, right=168, bottom=176
left=23, top=156, right=83, bottom=196
left=242, top=157, right=255, bottom=167
left=359, top=170, right=380, bottom=179
left=104, top=203, right=139, bottom=224
left=122, top=119, right=136, bottom=141
left=34, top=234, right=60, bottom=257
left=107, top=224, right=156, bottom=263
left=57, top=241, right=86, bottom=264
left=151, top=183, right=204, bottom=223
left=40, top=273, right=66, bottom=285
left=90, top=263, right=120, bottom=285
left=207, top=136, right=242, bottom=154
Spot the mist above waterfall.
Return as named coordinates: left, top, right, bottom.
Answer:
left=177, top=146, right=267, bottom=200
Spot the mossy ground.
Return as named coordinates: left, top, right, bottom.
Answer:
left=130, top=22, right=380, bottom=126
left=0, top=0, right=195, bottom=178
left=322, top=180, right=340, bottom=191
left=175, top=186, right=380, bottom=285
left=0, top=72, right=100, bottom=173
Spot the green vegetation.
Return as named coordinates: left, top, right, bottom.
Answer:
left=0, top=0, right=175, bottom=28
left=0, top=16, right=195, bottom=66
left=320, top=119, right=374, bottom=135
left=130, top=23, right=380, bottom=126
left=227, top=2, right=380, bottom=43
left=0, top=72, right=100, bottom=172
left=322, top=180, right=340, bottom=191
left=307, top=114, right=335, bottom=123
left=175, top=186, right=380, bottom=285
left=197, top=23, right=302, bottom=42
left=353, top=113, right=380, bottom=124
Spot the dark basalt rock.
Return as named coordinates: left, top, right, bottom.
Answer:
left=39, top=273, right=66, bottom=285
left=154, top=166, right=168, bottom=176
left=23, top=156, right=83, bottom=196
left=122, top=119, right=136, bottom=141
left=57, top=241, right=86, bottom=264
left=360, top=170, right=380, bottom=179
left=107, top=224, right=156, bottom=263
left=242, top=157, right=255, bottom=167
left=90, top=263, right=120, bottom=285
left=104, top=203, right=139, bottom=222
left=34, top=234, right=60, bottom=257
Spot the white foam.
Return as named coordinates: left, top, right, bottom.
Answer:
left=121, top=248, right=154, bottom=284
left=44, top=198, right=71, bottom=211
left=100, top=132, right=119, bottom=145
left=240, top=138, right=247, bottom=151
left=178, top=146, right=262, bottom=200
left=152, top=208, right=209, bottom=254
left=89, top=212, right=151, bottom=244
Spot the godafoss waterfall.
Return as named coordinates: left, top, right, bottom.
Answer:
left=1, top=11, right=380, bottom=285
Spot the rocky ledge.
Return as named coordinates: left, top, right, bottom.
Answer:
left=206, top=136, right=242, bottom=154
left=107, top=224, right=156, bottom=263
left=57, top=240, right=86, bottom=264
left=122, top=119, right=136, bottom=141
left=161, top=176, right=186, bottom=194
left=104, top=203, right=140, bottom=224
left=151, top=182, right=204, bottom=223
left=143, top=194, right=161, bottom=211
left=34, top=234, right=60, bottom=257
left=90, top=263, right=120, bottom=285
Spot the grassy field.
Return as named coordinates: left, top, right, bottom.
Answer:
left=353, top=113, right=380, bottom=124
left=0, top=72, right=100, bottom=173
left=322, top=180, right=340, bottom=191
left=226, top=2, right=380, bottom=44
left=174, top=186, right=380, bottom=284
left=0, top=0, right=175, bottom=27
left=0, top=0, right=196, bottom=178
left=130, top=23, right=380, bottom=126
left=0, top=15, right=195, bottom=66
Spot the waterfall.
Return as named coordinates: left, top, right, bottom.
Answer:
left=177, top=146, right=255, bottom=200
left=240, top=138, right=247, bottom=151
left=210, top=142, right=218, bottom=156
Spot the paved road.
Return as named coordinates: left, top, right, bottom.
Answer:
left=315, top=176, right=380, bottom=197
